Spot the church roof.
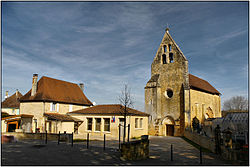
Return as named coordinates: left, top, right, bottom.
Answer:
left=189, top=74, right=220, bottom=95
left=20, top=76, right=93, bottom=106
left=69, top=104, right=150, bottom=116
left=1, top=91, right=23, bottom=108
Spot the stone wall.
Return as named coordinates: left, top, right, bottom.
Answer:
left=2, top=132, right=70, bottom=141
left=189, top=89, right=221, bottom=123
left=120, top=135, right=149, bottom=160
left=145, top=30, right=189, bottom=136
left=184, top=131, right=249, bottom=163
left=184, top=130, right=215, bottom=152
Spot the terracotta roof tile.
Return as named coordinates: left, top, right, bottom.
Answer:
left=20, top=76, right=93, bottom=106
left=44, top=113, right=82, bottom=122
left=1, top=91, right=23, bottom=108
left=69, top=104, right=150, bottom=116
left=189, top=74, right=220, bottom=95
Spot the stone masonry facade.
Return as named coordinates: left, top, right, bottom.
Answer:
left=145, top=28, right=221, bottom=136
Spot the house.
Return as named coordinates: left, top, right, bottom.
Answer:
left=1, top=90, right=23, bottom=115
left=145, top=28, right=221, bottom=136
left=2, top=74, right=93, bottom=133
left=1, top=114, right=34, bottom=133
left=68, top=104, right=149, bottom=139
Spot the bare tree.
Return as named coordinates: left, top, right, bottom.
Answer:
left=223, top=96, right=248, bottom=111
left=118, top=84, right=134, bottom=143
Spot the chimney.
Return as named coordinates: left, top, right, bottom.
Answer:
left=79, top=83, right=84, bottom=92
left=5, top=91, right=9, bottom=99
left=16, top=89, right=18, bottom=97
left=31, top=74, right=38, bottom=96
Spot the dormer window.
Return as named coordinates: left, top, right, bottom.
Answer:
left=169, top=53, right=174, bottom=63
left=168, top=44, right=172, bottom=52
left=162, top=54, right=167, bottom=64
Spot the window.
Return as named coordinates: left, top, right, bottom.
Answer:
left=169, top=53, right=174, bottom=63
left=57, top=103, right=59, bottom=112
left=87, top=118, right=92, bottom=131
left=69, top=105, right=73, bottom=112
left=104, top=118, right=110, bottom=132
left=195, top=103, right=198, bottom=116
left=162, top=54, right=167, bottom=64
left=119, top=118, right=125, bottom=126
left=165, top=89, right=173, bottom=98
left=51, top=102, right=56, bottom=111
left=202, top=104, right=205, bottom=120
left=140, top=118, right=143, bottom=128
left=168, top=44, right=172, bottom=51
left=163, top=45, right=167, bottom=52
left=12, top=109, right=15, bottom=114
left=135, top=118, right=139, bottom=128
left=95, top=118, right=101, bottom=131
left=16, top=109, right=20, bottom=115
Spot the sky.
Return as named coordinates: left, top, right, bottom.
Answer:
left=1, top=2, right=248, bottom=112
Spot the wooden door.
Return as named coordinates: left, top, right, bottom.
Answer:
left=166, top=125, right=174, bottom=136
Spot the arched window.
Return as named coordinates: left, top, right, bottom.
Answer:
left=169, top=53, right=174, bottom=63
left=168, top=44, right=172, bottom=51
left=162, top=54, right=167, bottom=64
left=163, top=45, right=167, bottom=53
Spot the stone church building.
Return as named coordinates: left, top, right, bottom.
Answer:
left=145, top=28, right=221, bottom=136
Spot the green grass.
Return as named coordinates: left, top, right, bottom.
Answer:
left=181, top=136, right=212, bottom=153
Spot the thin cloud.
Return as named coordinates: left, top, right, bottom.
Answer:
left=2, top=2, right=248, bottom=112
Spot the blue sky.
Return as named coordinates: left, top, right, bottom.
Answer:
left=2, top=2, right=248, bottom=111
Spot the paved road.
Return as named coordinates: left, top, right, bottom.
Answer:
left=1, top=136, right=235, bottom=165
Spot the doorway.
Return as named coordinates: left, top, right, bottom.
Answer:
left=166, top=124, right=174, bottom=136
left=119, top=118, right=125, bottom=140
left=7, top=121, right=18, bottom=132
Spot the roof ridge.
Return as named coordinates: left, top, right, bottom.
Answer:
left=189, top=73, right=220, bottom=94
left=41, top=76, right=79, bottom=86
left=94, top=104, right=121, bottom=106
left=189, top=74, right=210, bottom=83
left=20, top=75, right=93, bottom=105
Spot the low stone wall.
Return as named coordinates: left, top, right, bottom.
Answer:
left=2, top=132, right=71, bottom=142
left=120, top=135, right=149, bottom=160
left=184, top=130, right=215, bottom=153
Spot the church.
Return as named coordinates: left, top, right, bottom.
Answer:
left=145, top=28, right=221, bottom=136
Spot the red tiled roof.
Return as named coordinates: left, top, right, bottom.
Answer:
left=69, top=104, right=150, bottom=116
left=20, top=76, right=93, bottom=106
left=1, top=91, right=23, bottom=108
left=44, top=113, right=82, bottom=122
left=189, top=74, right=220, bottom=95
